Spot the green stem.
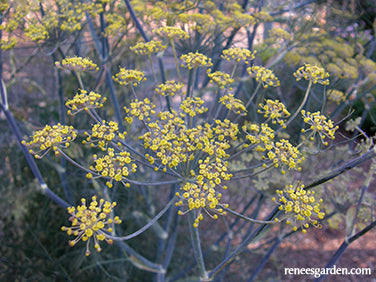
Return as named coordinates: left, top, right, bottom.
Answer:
left=76, top=72, right=85, bottom=89
left=188, top=212, right=208, bottom=280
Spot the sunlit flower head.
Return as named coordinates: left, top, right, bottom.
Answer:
left=130, top=40, right=167, bottom=55
left=272, top=183, right=325, bottom=233
left=219, top=93, right=246, bottom=115
left=207, top=71, right=234, bottom=88
left=65, top=89, right=107, bottom=115
left=61, top=196, right=122, bottom=256
left=155, top=80, right=185, bottom=96
left=22, top=124, right=76, bottom=158
left=83, top=120, right=126, bottom=150
left=301, top=110, right=338, bottom=146
left=180, top=51, right=213, bottom=70
left=55, top=56, right=99, bottom=72
left=221, top=48, right=256, bottom=64
left=113, top=68, right=146, bottom=87
left=87, top=148, right=137, bottom=188
left=258, top=99, right=290, bottom=127
left=294, top=64, right=330, bottom=85
left=247, top=65, right=280, bottom=88
left=154, top=26, right=190, bottom=40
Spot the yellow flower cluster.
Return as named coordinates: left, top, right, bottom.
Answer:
left=22, top=124, right=76, bottom=159
left=221, top=48, right=255, bottom=64
left=327, top=89, right=346, bottom=104
left=124, top=98, right=156, bottom=123
left=24, top=20, right=49, bottom=43
left=258, top=99, right=290, bottom=127
left=87, top=148, right=137, bottom=188
left=243, top=122, right=275, bottom=146
left=61, top=196, right=121, bottom=256
left=113, top=68, right=146, bottom=87
left=272, top=183, right=325, bottom=233
left=294, top=64, right=330, bottom=85
left=265, top=139, right=304, bottom=174
left=155, top=80, right=185, bottom=96
left=180, top=51, right=213, bottom=70
left=154, top=26, right=189, bottom=40
left=65, top=90, right=107, bottom=115
left=219, top=94, right=246, bottom=115
left=207, top=71, right=234, bottom=88
left=301, top=110, right=338, bottom=146
left=247, top=66, right=280, bottom=88
left=176, top=157, right=231, bottom=227
left=55, top=56, right=99, bottom=72
left=180, top=97, right=208, bottom=117
left=83, top=121, right=126, bottom=150
left=242, top=123, right=304, bottom=174
left=130, top=40, right=167, bottom=55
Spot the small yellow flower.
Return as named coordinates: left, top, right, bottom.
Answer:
left=247, top=65, right=280, bottom=88
left=221, top=48, right=256, bottom=64
left=65, top=89, right=107, bottom=115
left=88, top=148, right=136, bottom=188
left=180, top=97, right=208, bottom=117
left=55, top=56, right=99, bottom=72
left=219, top=94, right=246, bottom=115
left=207, top=71, right=234, bottom=88
left=22, top=124, right=76, bottom=158
left=124, top=98, right=157, bottom=123
left=301, top=110, right=338, bottom=146
left=130, top=40, right=167, bottom=55
left=155, top=80, right=185, bottom=96
left=258, top=99, right=290, bottom=127
left=61, top=196, right=122, bottom=256
left=113, top=68, right=146, bottom=87
left=83, top=121, right=126, bottom=150
left=294, top=64, right=330, bottom=85
left=274, top=183, right=325, bottom=233
left=180, top=51, right=213, bottom=70
left=154, top=26, right=190, bottom=40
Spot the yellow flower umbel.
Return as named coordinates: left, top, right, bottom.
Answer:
left=265, top=139, right=305, bottom=174
left=113, top=68, right=146, bottom=87
left=61, top=196, right=122, bottom=256
left=207, top=71, right=234, bottom=88
left=83, top=121, right=126, bottom=150
left=180, top=97, right=208, bottom=117
left=180, top=51, right=213, bottom=70
left=294, top=64, right=330, bottom=85
left=301, top=110, right=338, bottom=146
left=87, top=148, right=137, bottom=188
left=154, top=26, right=190, bottom=40
left=273, top=183, right=325, bottom=233
left=65, top=90, right=107, bottom=115
left=55, top=56, right=99, bottom=72
left=155, top=80, right=185, bottom=96
left=22, top=124, right=76, bottom=158
left=219, top=94, right=246, bottom=115
left=124, top=98, right=157, bottom=123
left=258, top=99, right=290, bottom=127
left=247, top=66, right=280, bottom=88
left=175, top=157, right=232, bottom=227
left=327, top=89, right=346, bottom=104
left=130, top=40, right=167, bottom=55
left=221, top=48, right=256, bottom=64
